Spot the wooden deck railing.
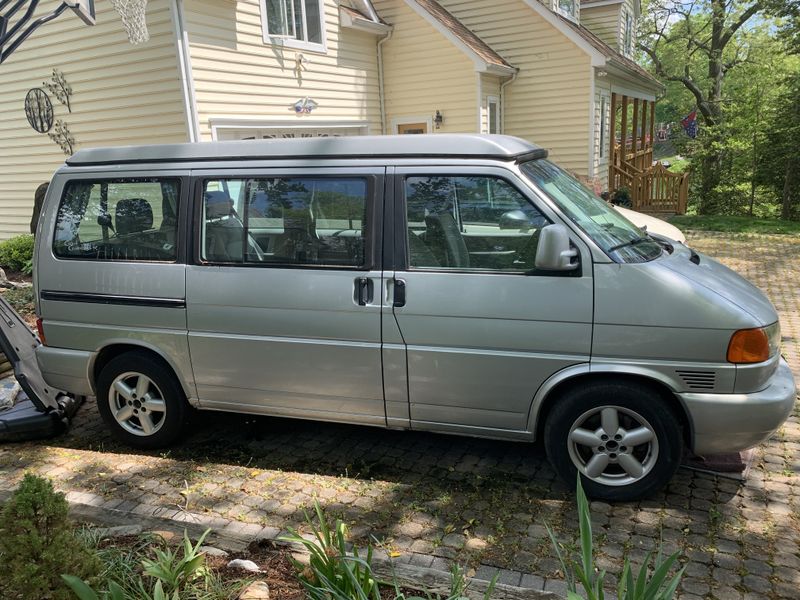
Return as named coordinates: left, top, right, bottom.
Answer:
left=611, top=163, right=689, bottom=214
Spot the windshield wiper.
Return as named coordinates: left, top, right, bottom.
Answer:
left=608, top=236, right=651, bottom=253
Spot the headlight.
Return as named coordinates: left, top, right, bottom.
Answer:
left=727, top=322, right=781, bottom=364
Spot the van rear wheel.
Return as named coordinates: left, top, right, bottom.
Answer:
left=544, top=381, right=682, bottom=502
left=96, top=351, right=187, bottom=449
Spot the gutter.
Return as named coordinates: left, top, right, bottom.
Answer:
left=499, top=70, right=518, bottom=134
left=170, top=0, right=201, bottom=143
left=377, top=28, right=393, bottom=135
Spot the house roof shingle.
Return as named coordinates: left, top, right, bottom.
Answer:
left=410, top=0, right=514, bottom=70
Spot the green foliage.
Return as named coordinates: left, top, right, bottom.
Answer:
left=0, top=474, right=100, bottom=600
left=547, top=476, right=684, bottom=600
left=282, top=501, right=379, bottom=600
left=282, top=501, right=497, bottom=600
left=0, top=234, right=34, bottom=273
left=668, top=215, right=800, bottom=235
left=1, top=286, right=35, bottom=317
left=62, top=529, right=224, bottom=600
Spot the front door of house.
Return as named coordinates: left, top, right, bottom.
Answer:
left=397, top=122, right=428, bottom=134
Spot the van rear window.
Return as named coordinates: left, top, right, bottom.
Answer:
left=53, top=179, right=180, bottom=262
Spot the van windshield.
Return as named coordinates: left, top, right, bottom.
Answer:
left=520, top=160, right=662, bottom=263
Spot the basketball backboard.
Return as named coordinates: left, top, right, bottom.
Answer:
left=63, top=0, right=96, bottom=26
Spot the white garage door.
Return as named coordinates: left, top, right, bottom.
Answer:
left=216, top=126, right=367, bottom=140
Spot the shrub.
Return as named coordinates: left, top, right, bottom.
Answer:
left=0, top=234, right=35, bottom=273
left=0, top=474, right=100, bottom=600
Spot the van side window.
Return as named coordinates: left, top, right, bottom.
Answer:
left=201, top=177, right=368, bottom=267
left=53, top=179, right=179, bottom=261
left=404, top=176, right=549, bottom=271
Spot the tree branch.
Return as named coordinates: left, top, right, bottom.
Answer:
left=720, top=2, right=762, bottom=47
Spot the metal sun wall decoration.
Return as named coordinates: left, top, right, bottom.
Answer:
left=23, top=69, right=78, bottom=156
left=24, top=88, right=54, bottom=133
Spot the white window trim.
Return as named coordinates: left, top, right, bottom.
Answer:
left=209, top=119, right=370, bottom=140
left=623, top=12, right=633, bottom=56
left=553, top=0, right=578, bottom=22
left=392, top=116, right=434, bottom=134
left=487, top=95, right=500, bottom=135
left=260, top=0, right=328, bottom=54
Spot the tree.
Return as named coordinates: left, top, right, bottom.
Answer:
left=639, top=0, right=766, bottom=213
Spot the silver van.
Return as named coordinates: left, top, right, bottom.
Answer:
left=33, top=135, right=796, bottom=501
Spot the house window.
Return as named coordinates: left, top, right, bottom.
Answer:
left=262, top=0, right=325, bottom=51
left=599, top=96, right=608, bottom=158
left=488, top=96, right=500, bottom=134
left=624, top=12, right=633, bottom=55
left=557, top=0, right=576, bottom=18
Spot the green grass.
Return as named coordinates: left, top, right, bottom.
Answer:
left=668, top=215, right=800, bottom=235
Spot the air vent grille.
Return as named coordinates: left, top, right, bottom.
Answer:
left=676, top=370, right=716, bottom=390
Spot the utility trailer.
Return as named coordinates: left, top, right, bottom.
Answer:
left=0, top=295, right=81, bottom=441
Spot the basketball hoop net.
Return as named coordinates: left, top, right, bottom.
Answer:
left=109, top=0, right=149, bottom=45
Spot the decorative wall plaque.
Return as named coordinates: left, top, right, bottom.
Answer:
left=24, top=88, right=54, bottom=133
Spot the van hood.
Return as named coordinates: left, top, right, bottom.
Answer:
left=662, top=243, right=778, bottom=326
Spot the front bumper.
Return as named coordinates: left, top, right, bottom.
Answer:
left=681, top=358, right=796, bottom=455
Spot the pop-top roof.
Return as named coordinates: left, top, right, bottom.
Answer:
left=66, top=135, right=546, bottom=166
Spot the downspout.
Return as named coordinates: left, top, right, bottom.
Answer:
left=499, top=70, right=518, bottom=134
left=377, top=29, right=393, bottom=135
left=170, top=0, right=200, bottom=142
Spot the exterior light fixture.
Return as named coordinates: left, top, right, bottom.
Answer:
left=434, top=110, right=444, bottom=129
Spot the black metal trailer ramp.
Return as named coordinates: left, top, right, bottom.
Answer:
left=0, top=294, right=82, bottom=441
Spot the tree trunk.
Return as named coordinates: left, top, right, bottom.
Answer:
left=781, top=156, right=798, bottom=220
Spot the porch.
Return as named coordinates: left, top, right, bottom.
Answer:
left=607, top=93, right=689, bottom=215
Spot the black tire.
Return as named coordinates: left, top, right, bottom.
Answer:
left=544, top=380, right=682, bottom=502
left=96, top=351, right=188, bottom=449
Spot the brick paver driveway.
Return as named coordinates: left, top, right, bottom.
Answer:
left=1, top=231, right=799, bottom=599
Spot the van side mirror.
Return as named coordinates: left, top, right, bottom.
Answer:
left=499, top=209, right=530, bottom=231
left=535, top=224, right=579, bottom=271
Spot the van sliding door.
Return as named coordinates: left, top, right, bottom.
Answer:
left=185, top=167, right=387, bottom=426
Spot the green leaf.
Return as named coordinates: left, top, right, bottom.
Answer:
left=108, top=581, right=126, bottom=600
left=60, top=575, right=99, bottom=600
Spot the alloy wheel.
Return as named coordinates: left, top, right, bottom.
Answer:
left=107, top=371, right=167, bottom=437
left=567, top=405, right=659, bottom=487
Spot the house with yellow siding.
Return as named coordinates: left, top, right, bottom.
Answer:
left=0, top=0, right=660, bottom=238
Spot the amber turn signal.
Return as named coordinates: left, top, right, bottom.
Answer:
left=727, top=328, right=769, bottom=364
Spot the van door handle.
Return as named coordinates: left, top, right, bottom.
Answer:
left=355, top=277, right=373, bottom=306
left=393, top=279, right=406, bottom=308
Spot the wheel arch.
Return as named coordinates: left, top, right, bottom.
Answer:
left=91, top=341, right=194, bottom=401
left=528, top=365, right=694, bottom=448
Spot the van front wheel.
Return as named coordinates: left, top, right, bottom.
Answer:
left=96, top=351, right=187, bottom=449
left=544, top=382, right=682, bottom=502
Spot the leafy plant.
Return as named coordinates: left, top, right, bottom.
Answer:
left=141, top=529, right=210, bottom=591
left=0, top=233, right=34, bottom=272
left=282, top=500, right=379, bottom=600
left=283, top=501, right=498, bottom=600
left=547, top=475, right=685, bottom=600
left=611, top=186, right=632, bottom=207
left=390, top=563, right=498, bottom=600
left=0, top=474, right=100, bottom=600
left=62, top=529, right=216, bottom=600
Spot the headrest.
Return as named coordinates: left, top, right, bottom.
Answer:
left=115, top=198, right=153, bottom=235
left=205, top=191, right=234, bottom=219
